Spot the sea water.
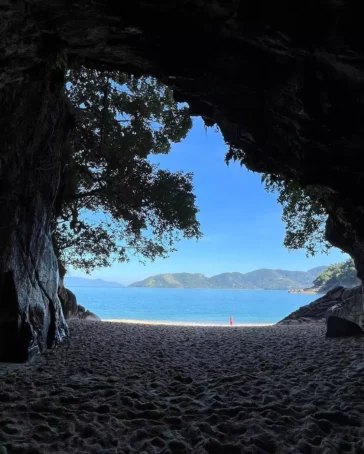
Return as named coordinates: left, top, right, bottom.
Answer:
left=66, top=287, right=316, bottom=325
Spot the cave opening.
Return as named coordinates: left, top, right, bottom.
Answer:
left=1, top=0, right=364, bottom=357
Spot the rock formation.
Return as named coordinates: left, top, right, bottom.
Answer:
left=278, top=287, right=346, bottom=325
left=0, top=65, right=71, bottom=361
left=279, top=285, right=364, bottom=337
left=2, top=1, right=364, bottom=359
left=58, top=279, right=78, bottom=320
left=326, top=286, right=364, bottom=337
left=77, top=306, right=101, bottom=322
left=58, top=280, right=101, bottom=322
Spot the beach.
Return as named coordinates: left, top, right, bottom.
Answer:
left=102, top=319, right=273, bottom=327
left=1, top=320, right=364, bottom=453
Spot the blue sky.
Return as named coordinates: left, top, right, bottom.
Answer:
left=68, top=117, right=347, bottom=285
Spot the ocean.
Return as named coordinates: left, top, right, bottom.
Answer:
left=66, top=287, right=316, bottom=325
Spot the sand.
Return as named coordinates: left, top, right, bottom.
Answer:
left=102, top=319, right=273, bottom=327
left=1, top=321, right=364, bottom=454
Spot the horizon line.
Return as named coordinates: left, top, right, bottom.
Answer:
left=66, top=263, right=330, bottom=286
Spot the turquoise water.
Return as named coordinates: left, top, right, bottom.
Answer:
left=67, top=287, right=316, bottom=324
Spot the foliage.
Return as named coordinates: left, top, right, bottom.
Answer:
left=225, top=145, right=331, bottom=257
left=262, top=175, right=331, bottom=256
left=54, top=68, right=200, bottom=272
left=313, top=259, right=360, bottom=291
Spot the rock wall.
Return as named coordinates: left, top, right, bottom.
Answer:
left=0, top=65, right=71, bottom=361
left=326, top=286, right=364, bottom=337
left=2, top=1, right=364, bottom=358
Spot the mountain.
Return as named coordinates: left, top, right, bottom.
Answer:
left=64, top=277, right=124, bottom=288
left=130, top=273, right=210, bottom=289
left=129, top=267, right=328, bottom=290
left=210, top=268, right=326, bottom=290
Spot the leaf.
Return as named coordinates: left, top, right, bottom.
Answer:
left=55, top=69, right=200, bottom=271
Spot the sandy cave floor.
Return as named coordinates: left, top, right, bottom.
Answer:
left=1, top=321, right=364, bottom=453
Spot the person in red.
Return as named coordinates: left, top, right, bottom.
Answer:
left=229, top=316, right=233, bottom=326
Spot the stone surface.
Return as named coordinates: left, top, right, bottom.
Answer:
left=81, top=311, right=101, bottom=322
left=2, top=1, right=364, bottom=358
left=326, top=285, right=364, bottom=337
left=278, top=287, right=345, bottom=325
left=280, top=284, right=364, bottom=336
left=58, top=284, right=78, bottom=319
left=58, top=279, right=100, bottom=321
left=0, top=65, right=71, bottom=362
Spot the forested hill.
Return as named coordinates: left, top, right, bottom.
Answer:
left=129, top=267, right=327, bottom=290
left=312, top=259, right=360, bottom=293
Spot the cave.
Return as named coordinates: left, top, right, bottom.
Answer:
left=1, top=1, right=364, bottom=361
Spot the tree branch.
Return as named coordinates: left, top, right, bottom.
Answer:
left=69, top=187, right=106, bottom=200
left=99, top=72, right=110, bottom=154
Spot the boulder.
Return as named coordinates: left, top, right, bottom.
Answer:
left=326, top=285, right=364, bottom=337
left=77, top=305, right=86, bottom=315
left=77, top=304, right=101, bottom=321
left=58, top=283, right=100, bottom=322
left=80, top=310, right=101, bottom=322
left=58, top=287, right=78, bottom=319
left=279, top=284, right=364, bottom=337
left=58, top=274, right=79, bottom=319
left=277, top=286, right=345, bottom=325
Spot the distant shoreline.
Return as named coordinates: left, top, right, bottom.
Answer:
left=102, top=319, right=274, bottom=327
left=288, top=288, right=321, bottom=294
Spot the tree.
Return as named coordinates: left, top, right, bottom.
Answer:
left=262, top=175, right=331, bottom=256
left=54, top=68, right=201, bottom=272
left=225, top=145, right=331, bottom=256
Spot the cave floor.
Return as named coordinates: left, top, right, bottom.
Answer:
left=1, top=321, right=364, bottom=453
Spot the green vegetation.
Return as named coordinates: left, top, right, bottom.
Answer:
left=225, top=149, right=331, bottom=257
left=54, top=69, right=357, bottom=278
left=131, top=273, right=211, bottom=289
left=313, top=259, right=360, bottom=293
left=129, top=267, right=327, bottom=289
left=262, top=175, right=331, bottom=257
left=54, top=68, right=201, bottom=272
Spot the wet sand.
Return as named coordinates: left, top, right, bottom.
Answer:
left=1, top=320, right=364, bottom=453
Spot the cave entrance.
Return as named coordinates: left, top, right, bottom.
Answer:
left=2, top=1, right=364, bottom=360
